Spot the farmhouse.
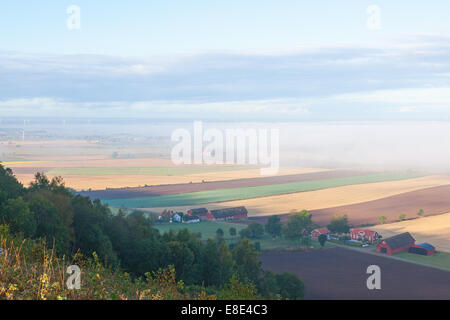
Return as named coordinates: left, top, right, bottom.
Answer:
left=311, top=227, right=329, bottom=239
left=377, top=232, right=415, bottom=255
left=210, top=206, right=248, bottom=221
left=350, top=228, right=379, bottom=243
left=158, top=210, right=183, bottom=223
left=187, top=208, right=214, bottom=221
left=409, top=243, right=436, bottom=256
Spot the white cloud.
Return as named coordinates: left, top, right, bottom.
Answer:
left=333, top=87, right=450, bottom=105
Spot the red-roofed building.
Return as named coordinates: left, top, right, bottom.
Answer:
left=350, top=228, right=380, bottom=243
left=187, top=208, right=214, bottom=221
left=377, top=232, right=415, bottom=255
left=311, top=227, right=329, bottom=239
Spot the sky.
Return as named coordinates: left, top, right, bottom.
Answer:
left=1, top=1, right=450, bottom=120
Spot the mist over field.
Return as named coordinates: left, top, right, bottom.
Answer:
left=1, top=118, right=450, bottom=173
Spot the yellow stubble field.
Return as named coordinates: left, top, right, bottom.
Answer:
left=144, top=175, right=450, bottom=217
left=373, top=213, right=450, bottom=252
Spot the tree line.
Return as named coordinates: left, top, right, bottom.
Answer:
left=0, top=165, right=304, bottom=299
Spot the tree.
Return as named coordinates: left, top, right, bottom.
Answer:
left=327, top=214, right=350, bottom=234
left=258, top=270, right=305, bottom=300
left=318, top=234, right=327, bottom=247
left=0, top=165, right=24, bottom=203
left=282, top=210, right=312, bottom=240
left=378, top=216, right=387, bottom=224
left=418, top=209, right=424, bottom=217
left=216, top=228, right=224, bottom=239
left=265, top=215, right=282, bottom=238
left=0, top=197, right=36, bottom=237
left=229, top=227, right=237, bottom=237
left=232, top=238, right=261, bottom=283
left=218, top=274, right=259, bottom=300
left=275, top=272, right=305, bottom=300
left=239, top=223, right=264, bottom=239
left=399, top=213, right=406, bottom=221
left=300, top=236, right=311, bottom=247
left=28, top=194, right=72, bottom=254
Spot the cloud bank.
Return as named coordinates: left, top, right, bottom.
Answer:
left=1, top=35, right=450, bottom=120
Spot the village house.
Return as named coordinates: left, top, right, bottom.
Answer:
left=158, top=210, right=183, bottom=223
left=349, top=228, right=380, bottom=243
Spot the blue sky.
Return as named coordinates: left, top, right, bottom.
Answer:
left=1, top=1, right=450, bottom=120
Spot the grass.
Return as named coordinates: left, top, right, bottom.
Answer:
left=393, top=251, right=450, bottom=270
left=48, top=165, right=255, bottom=176
left=154, top=221, right=248, bottom=240
left=104, top=172, right=421, bottom=208
left=328, top=239, right=372, bottom=248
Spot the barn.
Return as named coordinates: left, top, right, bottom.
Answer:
left=187, top=208, right=214, bottom=221
left=409, top=243, right=436, bottom=256
left=210, top=206, right=248, bottom=221
left=350, top=228, right=380, bottom=243
left=311, top=227, right=329, bottom=239
left=376, top=232, right=415, bottom=255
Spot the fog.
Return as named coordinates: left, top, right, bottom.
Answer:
left=1, top=118, right=450, bottom=173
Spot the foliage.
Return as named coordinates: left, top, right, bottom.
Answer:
left=216, top=228, right=224, bottom=239
left=239, top=223, right=264, bottom=239
left=318, top=234, right=327, bottom=247
left=257, top=270, right=305, bottom=300
left=378, top=216, right=387, bottom=224
left=327, top=214, right=350, bottom=234
left=282, top=210, right=313, bottom=240
left=0, top=165, right=306, bottom=300
left=265, top=215, right=282, bottom=238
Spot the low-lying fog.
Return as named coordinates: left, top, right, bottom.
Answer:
left=1, top=118, right=450, bottom=173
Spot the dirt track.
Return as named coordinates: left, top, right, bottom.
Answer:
left=260, top=248, right=450, bottom=299
left=79, top=170, right=369, bottom=200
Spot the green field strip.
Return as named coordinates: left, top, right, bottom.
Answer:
left=48, top=165, right=256, bottom=176
left=103, top=172, right=422, bottom=208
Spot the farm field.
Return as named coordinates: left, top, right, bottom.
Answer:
left=373, top=212, right=450, bottom=252
left=104, top=172, right=421, bottom=208
left=260, top=247, right=450, bottom=300
left=47, top=165, right=256, bottom=176
left=81, top=169, right=368, bottom=199
left=154, top=175, right=450, bottom=222
left=4, top=152, right=327, bottom=190
left=310, top=184, right=450, bottom=226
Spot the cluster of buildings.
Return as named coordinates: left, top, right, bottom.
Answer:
left=376, top=232, right=435, bottom=256
left=308, top=227, right=381, bottom=243
left=309, top=227, right=436, bottom=256
left=158, top=206, right=248, bottom=224
left=158, top=209, right=436, bottom=257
